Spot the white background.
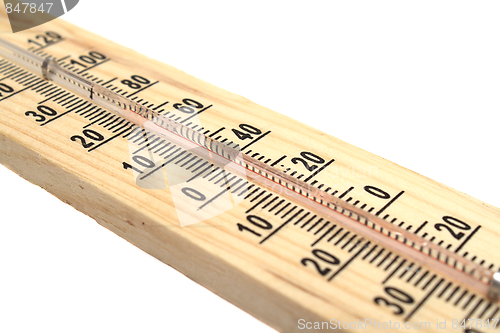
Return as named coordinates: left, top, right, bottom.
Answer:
left=1, top=1, right=500, bottom=332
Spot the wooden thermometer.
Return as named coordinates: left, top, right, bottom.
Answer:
left=0, top=5, right=499, bottom=333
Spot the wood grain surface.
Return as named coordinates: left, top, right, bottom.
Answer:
left=0, top=5, right=499, bottom=332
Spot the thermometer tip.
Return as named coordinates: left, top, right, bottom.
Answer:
left=488, top=272, right=500, bottom=301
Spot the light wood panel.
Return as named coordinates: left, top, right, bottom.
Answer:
left=0, top=7, right=499, bottom=333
